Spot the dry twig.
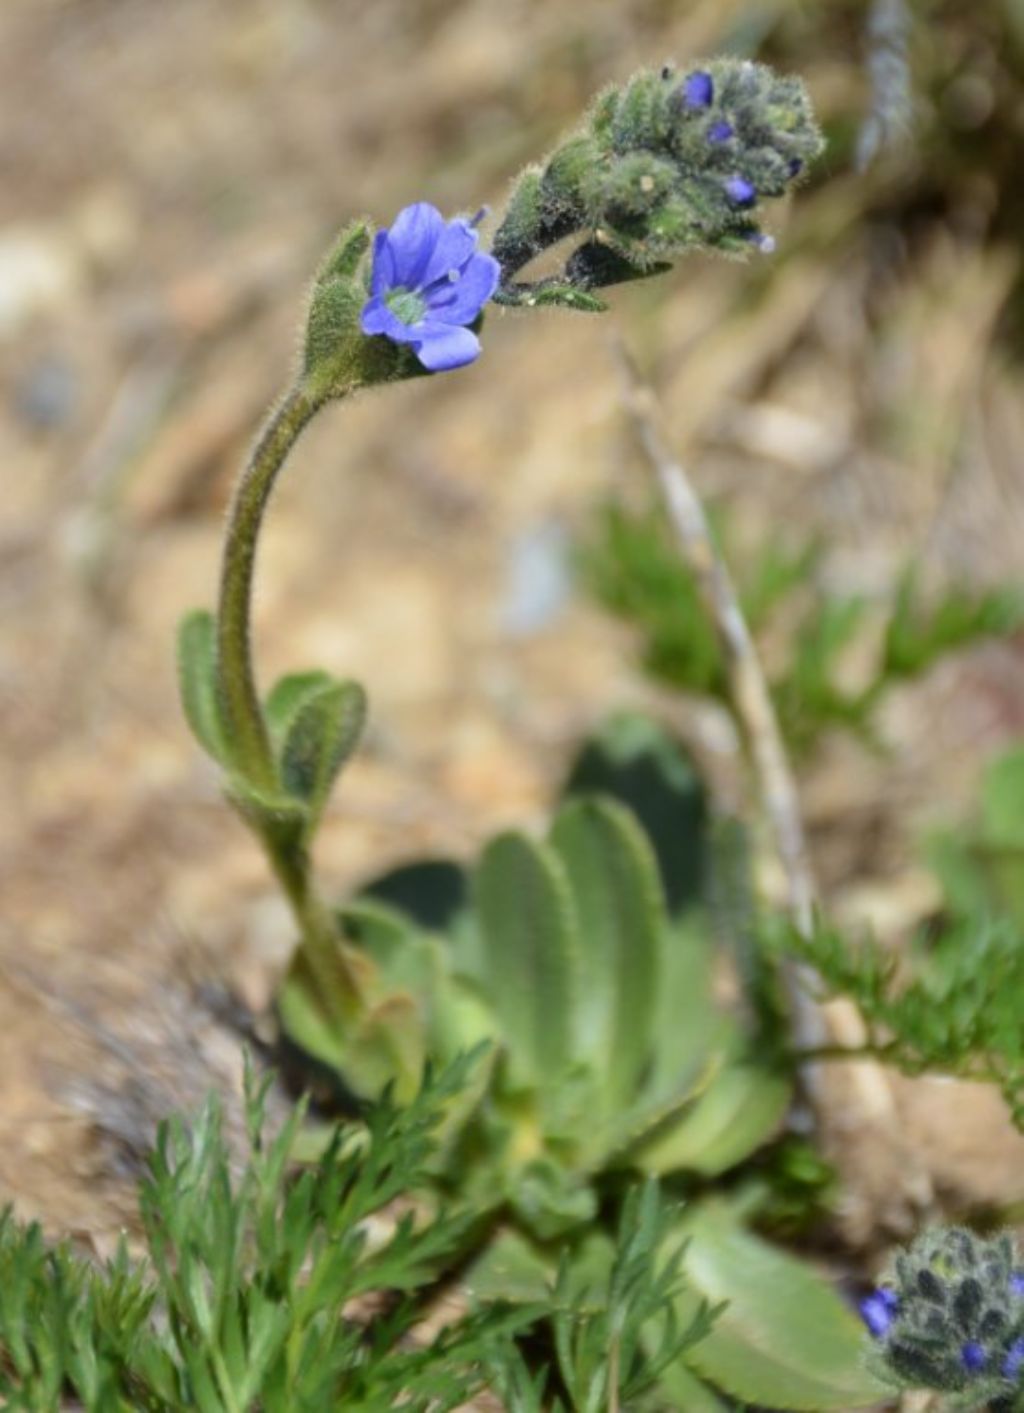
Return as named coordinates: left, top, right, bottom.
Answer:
left=614, top=340, right=930, bottom=1231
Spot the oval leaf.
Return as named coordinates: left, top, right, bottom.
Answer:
left=674, top=1201, right=886, bottom=1410
left=279, top=678, right=367, bottom=823
left=632, top=1064, right=790, bottom=1177
left=265, top=670, right=334, bottom=749
left=474, top=831, right=579, bottom=1089
left=177, top=610, right=228, bottom=763
left=549, top=796, right=663, bottom=1110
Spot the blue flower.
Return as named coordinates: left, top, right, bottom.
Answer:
left=1003, top=1336, right=1024, bottom=1380
left=860, top=1288, right=899, bottom=1338
left=707, top=120, right=735, bottom=144
left=724, top=175, right=757, bottom=208
left=681, top=70, right=714, bottom=109
left=361, top=202, right=500, bottom=372
left=960, top=1341, right=987, bottom=1373
left=1011, top=1270, right=1024, bottom=1297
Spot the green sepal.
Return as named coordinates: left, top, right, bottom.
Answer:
left=494, top=282, right=608, bottom=313
left=278, top=678, right=367, bottom=830
left=474, top=831, right=580, bottom=1090
left=564, top=240, right=671, bottom=291
left=674, top=1201, right=887, bottom=1410
left=303, top=277, right=367, bottom=385
left=548, top=796, right=661, bottom=1110
left=177, top=610, right=229, bottom=764
left=314, top=217, right=371, bottom=284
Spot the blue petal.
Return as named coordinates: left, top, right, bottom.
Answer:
left=424, top=251, right=500, bottom=324
left=724, top=175, right=757, bottom=207
left=385, top=202, right=445, bottom=289
left=859, top=1292, right=896, bottom=1338
left=413, top=322, right=481, bottom=372
left=960, top=1342, right=986, bottom=1373
left=369, top=229, right=396, bottom=297
left=682, top=71, right=713, bottom=109
left=360, top=295, right=419, bottom=343
left=418, top=218, right=479, bottom=289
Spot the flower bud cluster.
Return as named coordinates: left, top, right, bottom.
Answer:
left=862, top=1226, right=1024, bottom=1409
left=491, top=59, right=824, bottom=308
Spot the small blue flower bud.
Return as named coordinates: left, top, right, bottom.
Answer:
left=861, top=1289, right=899, bottom=1338
left=960, top=1341, right=987, bottom=1373
left=1011, top=1270, right=1024, bottom=1296
left=707, top=120, right=735, bottom=144
left=681, top=70, right=714, bottom=109
left=788, top=158, right=804, bottom=176
left=1003, top=1336, right=1024, bottom=1379
left=749, top=231, right=776, bottom=254
left=724, top=175, right=757, bottom=208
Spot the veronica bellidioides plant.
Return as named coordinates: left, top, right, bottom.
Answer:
left=174, top=59, right=889, bottom=1410
left=179, top=54, right=823, bottom=1114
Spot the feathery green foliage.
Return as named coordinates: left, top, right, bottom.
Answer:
left=0, top=1058, right=536, bottom=1412
left=771, top=915, right=1024, bottom=1130
left=930, top=744, right=1024, bottom=930
left=581, top=499, right=1024, bottom=758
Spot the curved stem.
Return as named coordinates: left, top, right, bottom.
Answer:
left=215, top=379, right=366, bottom=1030
left=216, top=384, right=322, bottom=790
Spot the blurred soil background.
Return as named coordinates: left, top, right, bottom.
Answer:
left=2, top=0, right=1024, bottom=1253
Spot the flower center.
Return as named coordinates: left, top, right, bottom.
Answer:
left=384, top=286, right=428, bottom=326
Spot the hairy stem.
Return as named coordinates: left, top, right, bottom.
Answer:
left=216, top=379, right=365, bottom=1028
left=217, top=385, right=322, bottom=789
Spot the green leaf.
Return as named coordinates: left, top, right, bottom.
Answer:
left=507, top=1158, right=599, bottom=1241
left=277, top=945, right=425, bottom=1102
left=982, top=746, right=1024, bottom=849
left=674, top=1201, right=886, bottom=1410
left=562, top=712, right=708, bottom=915
left=653, top=1358, right=731, bottom=1412
left=265, top=670, right=334, bottom=750
left=464, top=1228, right=555, bottom=1304
left=549, top=796, right=662, bottom=1110
left=279, top=677, right=366, bottom=825
left=596, top=1058, right=717, bottom=1169
left=474, top=832, right=580, bottom=1090
left=643, top=916, right=729, bottom=1104
left=226, top=776, right=309, bottom=860
left=631, top=1064, right=790, bottom=1177
left=177, top=610, right=228, bottom=763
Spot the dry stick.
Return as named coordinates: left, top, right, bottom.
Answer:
left=614, top=340, right=897, bottom=1120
